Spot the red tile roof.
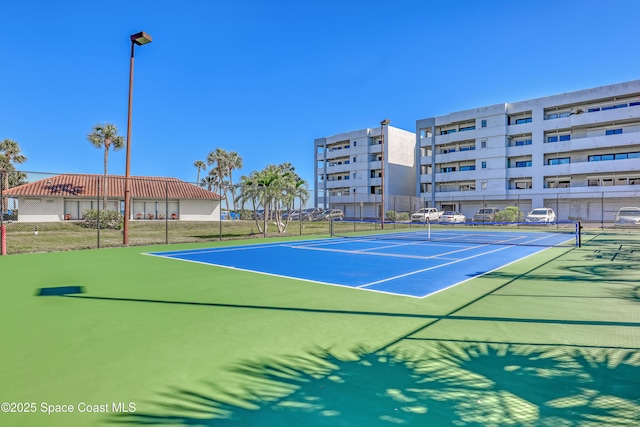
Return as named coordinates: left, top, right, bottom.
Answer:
left=3, top=174, right=222, bottom=200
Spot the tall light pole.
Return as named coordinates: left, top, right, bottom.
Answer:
left=380, top=119, right=390, bottom=229
left=123, top=31, right=152, bottom=245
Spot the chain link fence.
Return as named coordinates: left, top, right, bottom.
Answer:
left=1, top=170, right=639, bottom=254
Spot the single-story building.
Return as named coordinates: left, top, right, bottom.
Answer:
left=3, top=174, right=222, bottom=222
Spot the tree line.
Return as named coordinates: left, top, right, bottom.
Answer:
left=194, top=150, right=310, bottom=234
left=2, top=123, right=310, bottom=234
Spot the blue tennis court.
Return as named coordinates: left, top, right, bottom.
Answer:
left=148, top=229, right=575, bottom=298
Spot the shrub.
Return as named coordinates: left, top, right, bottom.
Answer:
left=494, top=206, right=524, bottom=223
left=81, top=209, right=123, bottom=230
left=385, top=210, right=397, bottom=221
left=237, top=209, right=253, bottom=220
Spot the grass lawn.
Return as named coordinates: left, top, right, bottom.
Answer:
left=2, top=219, right=332, bottom=254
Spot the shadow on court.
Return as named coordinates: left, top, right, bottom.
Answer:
left=34, top=289, right=640, bottom=328
left=111, top=342, right=640, bottom=426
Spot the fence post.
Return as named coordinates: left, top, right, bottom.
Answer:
left=1, top=170, right=5, bottom=255
left=97, top=176, right=101, bottom=249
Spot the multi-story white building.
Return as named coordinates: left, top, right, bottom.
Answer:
left=417, top=80, right=640, bottom=222
left=314, top=125, right=416, bottom=219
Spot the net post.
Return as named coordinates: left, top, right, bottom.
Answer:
left=427, top=217, right=431, bottom=241
left=576, top=220, right=582, bottom=248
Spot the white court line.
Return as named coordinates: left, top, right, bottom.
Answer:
left=146, top=238, right=335, bottom=257
left=290, top=240, right=490, bottom=261
left=358, top=244, right=514, bottom=288
left=146, top=250, right=423, bottom=298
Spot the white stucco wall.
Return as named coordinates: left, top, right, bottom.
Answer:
left=13, top=197, right=65, bottom=222
left=12, top=197, right=221, bottom=222
left=177, top=199, right=221, bottom=221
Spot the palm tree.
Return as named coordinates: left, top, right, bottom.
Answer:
left=271, top=163, right=308, bottom=233
left=226, top=151, right=243, bottom=213
left=235, top=173, right=262, bottom=230
left=200, top=174, right=216, bottom=192
left=207, top=148, right=230, bottom=213
left=87, top=123, right=124, bottom=210
left=0, top=139, right=27, bottom=214
left=194, top=160, right=207, bottom=185
left=234, top=163, right=308, bottom=234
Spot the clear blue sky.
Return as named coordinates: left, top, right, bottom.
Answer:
left=2, top=0, right=639, bottom=187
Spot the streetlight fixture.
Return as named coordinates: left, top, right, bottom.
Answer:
left=380, top=119, right=390, bottom=229
left=123, top=31, right=152, bottom=245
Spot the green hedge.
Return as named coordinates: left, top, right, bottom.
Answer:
left=81, top=209, right=123, bottom=230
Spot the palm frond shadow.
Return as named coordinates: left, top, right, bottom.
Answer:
left=113, top=342, right=640, bottom=426
left=481, top=262, right=640, bottom=285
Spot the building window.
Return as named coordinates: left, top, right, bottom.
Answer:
left=481, top=161, right=486, bottom=169
left=602, top=103, right=627, bottom=111
left=515, top=160, right=532, bottom=168
left=589, top=151, right=639, bottom=162
left=547, top=157, right=570, bottom=165
left=441, top=167, right=456, bottom=173
left=546, top=134, right=570, bottom=143
left=353, top=156, right=357, bottom=163
left=420, top=128, right=432, bottom=138
left=513, top=139, right=532, bottom=146
left=605, top=128, right=622, bottom=135
left=460, top=165, right=475, bottom=171
left=353, top=141, right=357, bottom=146
left=481, top=120, right=487, bottom=128
left=547, top=179, right=571, bottom=188
left=515, top=117, right=532, bottom=124
left=545, top=111, right=571, bottom=120
left=514, top=181, right=532, bottom=189
left=481, top=182, right=487, bottom=190
left=481, top=140, right=487, bottom=148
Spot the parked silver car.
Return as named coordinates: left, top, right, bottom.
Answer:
left=313, top=209, right=344, bottom=221
left=614, top=207, right=640, bottom=225
left=473, top=207, right=500, bottom=222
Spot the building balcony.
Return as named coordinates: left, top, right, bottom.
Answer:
left=434, top=170, right=478, bottom=181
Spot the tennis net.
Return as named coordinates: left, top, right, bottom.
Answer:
left=331, top=220, right=581, bottom=248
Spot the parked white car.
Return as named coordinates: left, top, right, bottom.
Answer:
left=614, top=207, right=640, bottom=226
left=411, top=208, right=441, bottom=222
left=439, top=211, right=466, bottom=224
left=525, top=208, right=556, bottom=223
